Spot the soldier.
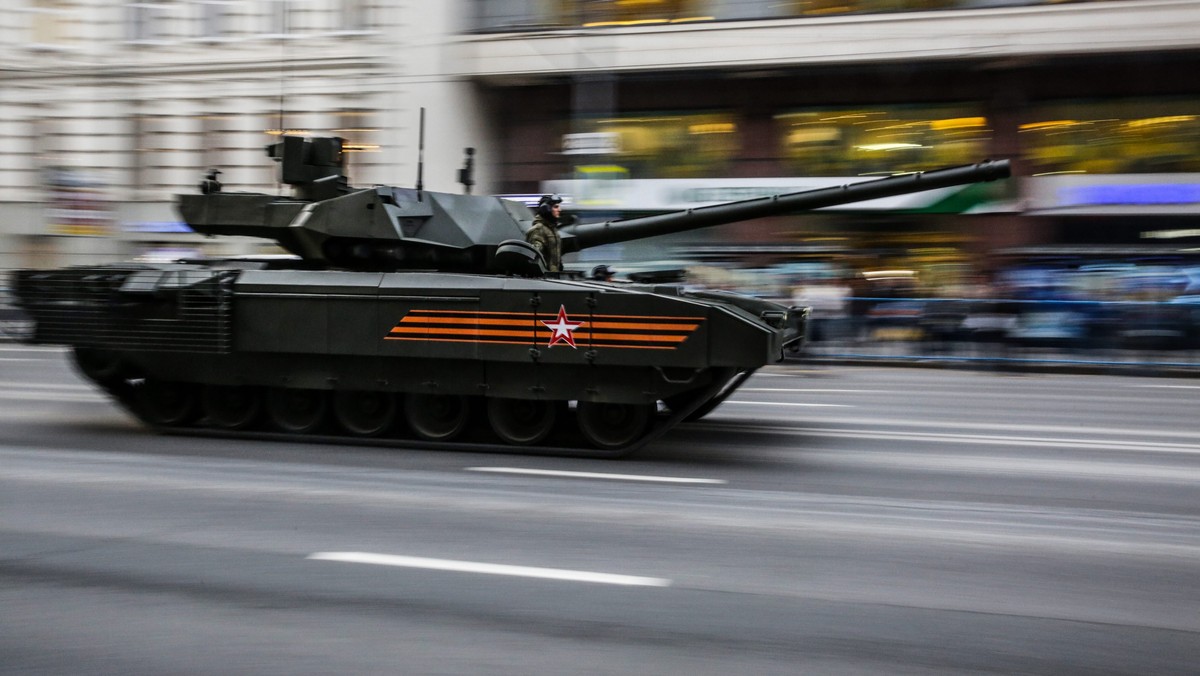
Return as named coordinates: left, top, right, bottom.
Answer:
left=526, top=194, right=564, bottom=272
left=591, top=264, right=615, bottom=281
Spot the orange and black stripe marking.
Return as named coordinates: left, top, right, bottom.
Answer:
left=385, top=308, right=704, bottom=350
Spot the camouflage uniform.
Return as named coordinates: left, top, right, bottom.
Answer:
left=525, top=215, right=562, bottom=272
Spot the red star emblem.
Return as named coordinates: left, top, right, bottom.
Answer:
left=542, top=305, right=584, bottom=348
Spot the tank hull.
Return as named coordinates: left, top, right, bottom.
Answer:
left=13, top=263, right=802, bottom=454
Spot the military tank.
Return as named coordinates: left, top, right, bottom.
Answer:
left=11, top=135, right=1010, bottom=455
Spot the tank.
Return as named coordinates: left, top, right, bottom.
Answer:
left=11, top=136, right=1010, bottom=455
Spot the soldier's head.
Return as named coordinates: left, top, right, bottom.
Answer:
left=591, top=264, right=615, bottom=281
left=536, top=194, right=563, bottom=221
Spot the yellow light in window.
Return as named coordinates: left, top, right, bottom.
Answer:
left=855, top=143, right=922, bottom=152
left=930, top=117, right=987, bottom=131
left=1018, top=120, right=1080, bottom=132
left=688, top=123, right=735, bottom=135
left=265, top=129, right=313, bottom=136
left=787, top=127, right=840, bottom=144
left=1125, top=115, right=1197, bottom=129
left=583, top=19, right=669, bottom=27
left=862, top=269, right=915, bottom=280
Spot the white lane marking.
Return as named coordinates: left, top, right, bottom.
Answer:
left=1136, top=384, right=1200, bottom=390
left=709, top=423, right=1200, bottom=455
left=720, top=414, right=1200, bottom=442
left=307, top=552, right=672, bottom=587
left=466, top=467, right=726, bottom=484
left=0, top=391, right=105, bottom=403
left=724, top=400, right=851, bottom=408
left=0, top=358, right=39, bottom=362
left=0, top=389, right=104, bottom=405
left=740, top=388, right=881, bottom=393
left=800, top=450, right=1200, bottom=482
left=0, top=381, right=94, bottom=390
left=0, top=345, right=65, bottom=354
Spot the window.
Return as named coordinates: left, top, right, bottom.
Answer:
left=199, top=111, right=234, bottom=174
left=776, top=104, right=991, bottom=176
left=471, top=0, right=1129, bottom=32
left=127, top=3, right=164, bottom=42
left=268, top=0, right=292, bottom=35
left=342, top=0, right=370, bottom=31
left=198, top=1, right=227, bottom=39
left=31, top=0, right=73, bottom=46
left=580, top=0, right=709, bottom=26
left=1022, top=99, right=1200, bottom=175
left=332, top=109, right=381, bottom=183
left=574, top=113, right=739, bottom=178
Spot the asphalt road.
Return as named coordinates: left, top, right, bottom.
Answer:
left=2, top=345, right=1199, bottom=675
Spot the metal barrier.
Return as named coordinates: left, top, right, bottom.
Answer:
left=793, top=296, right=1200, bottom=369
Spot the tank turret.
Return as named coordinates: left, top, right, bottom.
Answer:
left=179, top=135, right=1010, bottom=274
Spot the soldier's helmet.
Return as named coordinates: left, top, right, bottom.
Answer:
left=536, top=194, right=563, bottom=220
left=591, top=264, right=615, bottom=281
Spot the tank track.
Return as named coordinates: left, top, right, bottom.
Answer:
left=85, top=370, right=735, bottom=459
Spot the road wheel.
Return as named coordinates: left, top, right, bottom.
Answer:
left=576, top=401, right=654, bottom=450
left=332, top=390, right=396, bottom=437
left=487, top=397, right=557, bottom=445
left=202, top=385, right=262, bottom=430
left=138, top=380, right=199, bottom=426
left=266, top=388, right=329, bottom=434
left=404, top=393, right=470, bottom=442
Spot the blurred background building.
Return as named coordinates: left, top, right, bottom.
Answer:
left=3, top=0, right=1200, bottom=298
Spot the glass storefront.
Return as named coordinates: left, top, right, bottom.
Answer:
left=564, top=105, right=990, bottom=180
left=572, top=112, right=739, bottom=178
left=776, top=105, right=991, bottom=176
left=559, top=98, right=1200, bottom=179
left=471, top=0, right=1124, bottom=32
left=1021, top=99, right=1200, bottom=175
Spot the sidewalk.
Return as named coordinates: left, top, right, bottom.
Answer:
left=791, top=339, right=1200, bottom=377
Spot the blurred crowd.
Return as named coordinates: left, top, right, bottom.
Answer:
left=687, top=259, right=1200, bottom=363
left=804, top=268, right=1199, bottom=362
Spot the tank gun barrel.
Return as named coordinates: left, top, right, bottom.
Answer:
left=560, top=159, right=1011, bottom=252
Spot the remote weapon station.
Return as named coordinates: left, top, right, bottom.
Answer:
left=12, top=133, right=1010, bottom=455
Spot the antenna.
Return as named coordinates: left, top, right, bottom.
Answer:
left=276, top=3, right=288, bottom=195
left=416, top=108, right=425, bottom=199
left=277, top=3, right=287, bottom=135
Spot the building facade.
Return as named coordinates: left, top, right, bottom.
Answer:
left=454, top=0, right=1200, bottom=285
left=3, top=0, right=1200, bottom=290
left=0, top=0, right=494, bottom=270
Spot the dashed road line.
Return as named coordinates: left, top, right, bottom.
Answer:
left=306, top=552, right=672, bottom=587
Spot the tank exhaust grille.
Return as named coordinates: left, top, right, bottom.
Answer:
left=14, top=267, right=235, bottom=354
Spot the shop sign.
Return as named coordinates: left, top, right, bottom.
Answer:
left=541, top=176, right=970, bottom=213
left=562, top=132, right=620, bottom=156
left=43, top=167, right=113, bottom=236
left=1027, top=173, right=1200, bottom=214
